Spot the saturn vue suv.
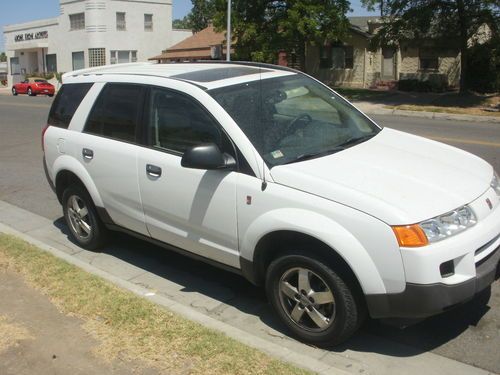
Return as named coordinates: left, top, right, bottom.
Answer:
left=43, top=62, right=500, bottom=346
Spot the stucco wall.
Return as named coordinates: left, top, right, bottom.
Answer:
left=305, top=33, right=370, bottom=88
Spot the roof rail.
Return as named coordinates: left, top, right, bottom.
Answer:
left=167, top=60, right=302, bottom=75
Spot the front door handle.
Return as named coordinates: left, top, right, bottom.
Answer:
left=146, top=164, right=162, bottom=178
left=82, top=148, right=94, bottom=160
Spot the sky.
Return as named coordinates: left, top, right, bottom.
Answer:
left=1, top=0, right=377, bottom=52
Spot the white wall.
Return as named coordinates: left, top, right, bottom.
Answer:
left=3, top=0, right=188, bottom=86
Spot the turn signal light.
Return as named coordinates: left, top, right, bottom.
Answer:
left=392, top=224, right=429, bottom=247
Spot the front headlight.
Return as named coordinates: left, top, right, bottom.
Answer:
left=491, top=171, right=500, bottom=196
left=419, top=205, right=477, bottom=243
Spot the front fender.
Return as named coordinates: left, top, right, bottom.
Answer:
left=240, top=208, right=387, bottom=295
left=52, top=155, right=104, bottom=208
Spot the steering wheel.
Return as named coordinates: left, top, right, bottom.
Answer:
left=286, top=113, right=312, bottom=135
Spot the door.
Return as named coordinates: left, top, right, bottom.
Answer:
left=78, top=82, right=149, bottom=236
left=137, top=86, right=240, bottom=268
left=382, top=48, right=395, bottom=80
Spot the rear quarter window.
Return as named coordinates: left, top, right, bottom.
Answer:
left=48, top=83, right=93, bottom=128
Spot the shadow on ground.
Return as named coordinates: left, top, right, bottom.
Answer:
left=53, top=217, right=495, bottom=363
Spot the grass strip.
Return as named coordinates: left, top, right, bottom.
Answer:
left=0, top=234, right=310, bottom=375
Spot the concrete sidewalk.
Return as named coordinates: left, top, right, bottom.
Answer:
left=0, top=200, right=492, bottom=375
left=354, top=101, right=500, bottom=124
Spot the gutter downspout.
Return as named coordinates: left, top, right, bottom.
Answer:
left=363, top=46, right=367, bottom=88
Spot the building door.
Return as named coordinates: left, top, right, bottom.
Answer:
left=382, top=48, right=395, bottom=80
left=72, top=52, right=85, bottom=70
left=46, top=54, right=57, bottom=72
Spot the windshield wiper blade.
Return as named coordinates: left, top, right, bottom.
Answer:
left=337, top=134, right=376, bottom=148
left=282, top=147, right=345, bottom=165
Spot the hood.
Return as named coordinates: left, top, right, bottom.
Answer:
left=270, top=128, right=493, bottom=225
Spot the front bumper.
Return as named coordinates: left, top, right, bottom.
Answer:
left=367, top=240, right=499, bottom=319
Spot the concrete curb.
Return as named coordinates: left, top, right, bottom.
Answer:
left=360, top=106, right=500, bottom=124
left=0, top=222, right=347, bottom=375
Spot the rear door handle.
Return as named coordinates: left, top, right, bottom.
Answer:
left=82, top=148, right=94, bottom=160
left=146, top=164, right=162, bottom=178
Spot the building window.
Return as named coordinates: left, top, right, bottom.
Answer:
left=419, top=48, right=438, bottom=71
left=116, top=12, right=126, bottom=31
left=110, top=50, right=138, bottom=64
left=10, top=57, right=20, bottom=75
left=331, top=45, right=353, bottom=69
left=144, top=14, right=153, bottom=31
left=69, top=13, right=85, bottom=30
left=72, top=51, right=85, bottom=70
left=89, top=48, right=106, bottom=67
left=45, top=54, right=57, bottom=72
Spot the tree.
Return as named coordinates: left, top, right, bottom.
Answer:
left=188, top=0, right=216, bottom=32
left=212, top=0, right=351, bottom=69
left=172, top=16, right=191, bottom=29
left=0, top=52, right=6, bottom=63
left=361, top=0, right=500, bottom=92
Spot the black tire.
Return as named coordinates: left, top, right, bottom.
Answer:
left=12, top=87, right=17, bottom=96
left=28, top=87, right=34, bottom=96
left=48, top=94, right=54, bottom=97
left=62, top=184, right=107, bottom=250
left=266, top=253, right=365, bottom=347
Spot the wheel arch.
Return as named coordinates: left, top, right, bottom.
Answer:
left=239, top=209, right=387, bottom=296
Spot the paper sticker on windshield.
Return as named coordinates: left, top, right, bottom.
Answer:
left=271, top=150, right=284, bottom=159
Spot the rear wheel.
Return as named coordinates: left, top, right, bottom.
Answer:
left=62, top=184, right=107, bottom=250
left=266, top=253, right=364, bottom=347
left=12, top=87, right=17, bottom=96
left=48, top=94, right=54, bottom=97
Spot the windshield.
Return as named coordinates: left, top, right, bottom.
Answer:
left=209, top=74, right=380, bottom=167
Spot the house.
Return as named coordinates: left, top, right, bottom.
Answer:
left=305, top=16, right=461, bottom=89
left=150, top=25, right=233, bottom=62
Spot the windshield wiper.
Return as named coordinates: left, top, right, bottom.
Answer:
left=282, top=147, right=345, bottom=165
left=336, top=134, right=377, bottom=148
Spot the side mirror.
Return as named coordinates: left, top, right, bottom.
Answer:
left=181, top=143, right=236, bottom=170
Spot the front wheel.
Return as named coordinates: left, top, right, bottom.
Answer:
left=266, top=254, right=364, bottom=347
left=62, top=184, right=107, bottom=250
left=28, top=87, right=34, bottom=96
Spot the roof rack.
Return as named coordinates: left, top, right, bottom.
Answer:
left=167, top=60, right=302, bottom=75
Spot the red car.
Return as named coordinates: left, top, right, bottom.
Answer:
left=12, top=77, right=55, bottom=97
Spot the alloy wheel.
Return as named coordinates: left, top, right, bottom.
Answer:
left=278, top=267, right=336, bottom=332
left=66, top=195, right=92, bottom=241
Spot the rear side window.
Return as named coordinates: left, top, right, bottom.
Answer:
left=84, top=83, right=144, bottom=143
left=47, top=83, right=93, bottom=128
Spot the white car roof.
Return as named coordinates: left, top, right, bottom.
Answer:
left=62, top=62, right=297, bottom=90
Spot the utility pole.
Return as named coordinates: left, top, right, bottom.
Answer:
left=226, top=0, right=231, bottom=61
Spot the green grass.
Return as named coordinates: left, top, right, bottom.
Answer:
left=331, top=87, right=393, bottom=101
left=0, top=234, right=311, bottom=375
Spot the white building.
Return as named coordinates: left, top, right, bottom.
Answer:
left=3, top=0, right=192, bottom=87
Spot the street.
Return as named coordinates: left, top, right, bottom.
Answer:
left=0, top=94, right=499, bottom=373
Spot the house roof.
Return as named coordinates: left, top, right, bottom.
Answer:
left=150, top=25, right=233, bottom=61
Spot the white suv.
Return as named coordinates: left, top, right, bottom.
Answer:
left=43, top=62, right=500, bottom=346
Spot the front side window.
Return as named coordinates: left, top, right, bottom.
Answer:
left=147, top=87, right=223, bottom=154
left=85, top=83, right=144, bottom=142
left=144, top=14, right=153, bottom=31
left=48, top=83, right=93, bottom=129
left=116, top=12, right=126, bottom=31
left=69, top=13, right=85, bottom=30
left=210, top=74, right=379, bottom=167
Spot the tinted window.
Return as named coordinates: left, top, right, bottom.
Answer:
left=48, top=83, right=93, bottom=128
left=147, top=87, right=223, bottom=153
left=85, top=83, right=144, bottom=143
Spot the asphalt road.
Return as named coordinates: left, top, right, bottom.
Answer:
left=1, top=94, right=499, bottom=373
